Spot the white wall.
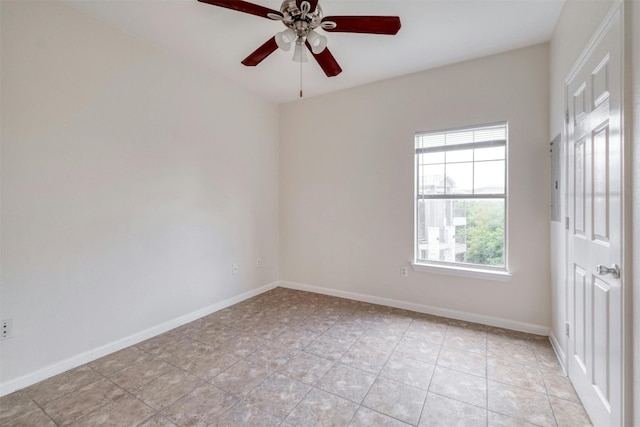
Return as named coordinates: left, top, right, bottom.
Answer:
left=0, top=1, right=279, bottom=389
left=279, top=44, right=551, bottom=330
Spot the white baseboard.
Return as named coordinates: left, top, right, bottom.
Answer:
left=0, top=281, right=279, bottom=397
left=279, top=281, right=550, bottom=336
left=549, top=329, right=567, bottom=375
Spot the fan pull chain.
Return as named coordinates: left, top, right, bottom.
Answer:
left=299, top=59, right=303, bottom=98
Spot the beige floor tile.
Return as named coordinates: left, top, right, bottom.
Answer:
left=429, top=366, right=487, bottom=408
left=43, top=378, right=126, bottom=425
left=162, top=384, right=238, bottom=427
left=349, top=407, right=412, bottom=426
left=137, top=414, right=177, bottom=426
left=436, top=346, right=486, bottom=377
left=155, top=338, right=216, bottom=367
left=488, top=411, right=542, bottom=426
left=419, top=392, right=487, bottom=427
left=284, top=388, right=358, bottom=426
left=340, top=342, right=391, bottom=374
left=324, top=321, right=368, bottom=342
left=278, top=351, right=334, bottom=385
left=209, top=401, right=281, bottom=427
left=393, top=336, right=441, bottom=365
left=488, top=380, right=556, bottom=427
left=443, top=327, right=487, bottom=354
left=219, top=333, right=266, bottom=358
left=26, top=365, right=103, bottom=406
left=88, top=346, right=151, bottom=377
left=487, top=340, right=538, bottom=366
left=245, top=342, right=300, bottom=369
left=543, top=373, right=581, bottom=403
left=357, top=329, right=402, bottom=353
left=487, top=357, right=546, bottom=393
left=3, top=407, right=56, bottom=427
left=211, top=359, right=273, bottom=395
left=245, top=373, right=312, bottom=418
left=380, top=354, right=435, bottom=390
left=0, top=391, right=40, bottom=425
left=549, top=396, right=593, bottom=426
left=404, top=318, right=447, bottom=344
left=109, top=357, right=174, bottom=392
left=305, top=334, right=354, bottom=361
left=133, top=368, right=201, bottom=410
left=316, top=363, right=377, bottom=404
left=274, top=327, right=319, bottom=349
left=178, top=349, right=240, bottom=381
left=68, top=394, right=154, bottom=426
left=362, top=377, right=427, bottom=425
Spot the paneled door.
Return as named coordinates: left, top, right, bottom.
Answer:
left=566, top=6, right=623, bottom=427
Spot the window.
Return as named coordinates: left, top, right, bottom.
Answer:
left=415, top=122, right=507, bottom=272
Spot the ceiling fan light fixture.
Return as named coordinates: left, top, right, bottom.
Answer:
left=292, top=42, right=309, bottom=63
left=275, top=28, right=296, bottom=51
left=306, top=30, right=327, bottom=54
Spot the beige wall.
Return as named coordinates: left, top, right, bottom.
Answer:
left=0, top=1, right=279, bottom=388
left=279, top=44, right=551, bottom=330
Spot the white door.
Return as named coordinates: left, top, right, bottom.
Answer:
left=566, top=6, right=623, bottom=427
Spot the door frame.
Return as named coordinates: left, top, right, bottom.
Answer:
left=563, top=1, right=631, bottom=425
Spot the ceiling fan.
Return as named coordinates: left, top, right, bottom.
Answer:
left=197, top=0, right=401, bottom=77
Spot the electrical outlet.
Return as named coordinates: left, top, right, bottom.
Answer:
left=1, top=319, right=13, bottom=340
left=256, top=258, right=262, bottom=268
left=400, top=266, right=408, bottom=277
left=232, top=263, right=239, bottom=275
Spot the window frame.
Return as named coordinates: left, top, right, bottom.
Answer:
left=412, top=122, right=510, bottom=279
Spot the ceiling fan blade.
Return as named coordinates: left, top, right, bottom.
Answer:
left=322, top=16, right=401, bottom=35
left=306, top=42, right=342, bottom=77
left=242, top=37, right=278, bottom=66
left=197, top=0, right=280, bottom=19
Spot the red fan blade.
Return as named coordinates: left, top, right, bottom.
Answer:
left=306, top=41, right=342, bottom=77
left=242, top=37, right=278, bottom=66
left=197, top=0, right=280, bottom=19
left=322, top=16, right=401, bottom=35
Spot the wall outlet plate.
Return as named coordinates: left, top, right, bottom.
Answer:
left=256, top=258, right=262, bottom=268
left=400, top=266, right=408, bottom=277
left=232, top=263, right=239, bottom=275
left=1, top=319, right=13, bottom=340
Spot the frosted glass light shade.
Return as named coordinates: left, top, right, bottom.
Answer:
left=306, top=30, right=327, bottom=54
left=275, top=28, right=296, bottom=52
left=292, top=43, right=308, bottom=62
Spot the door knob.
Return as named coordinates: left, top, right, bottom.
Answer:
left=596, top=264, right=620, bottom=279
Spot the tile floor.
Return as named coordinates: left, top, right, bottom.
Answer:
left=1, top=287, right=593, bottom=426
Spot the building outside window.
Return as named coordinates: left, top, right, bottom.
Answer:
left=415, top=122, right=507, bottom=271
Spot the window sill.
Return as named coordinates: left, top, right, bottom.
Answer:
left=411, top=262, right=512, bottom=282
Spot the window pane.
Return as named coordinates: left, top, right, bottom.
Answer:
left=420, top=151, right=445, bottom=165
left=445, top=162, right=473, bottom=194
left=419, top=164, right=445, bottom=195
left=418, top=198, right=505, bottom=267
left=474, top=146, right=505, bottom=161
left=446, top=149, right=473, bottom=163
left=474, top=160, right=505, bottom=194
left=464, top=199, right=505, bottom=267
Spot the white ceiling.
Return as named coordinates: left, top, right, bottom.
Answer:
left=66, top=0, right=565, bottom=104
